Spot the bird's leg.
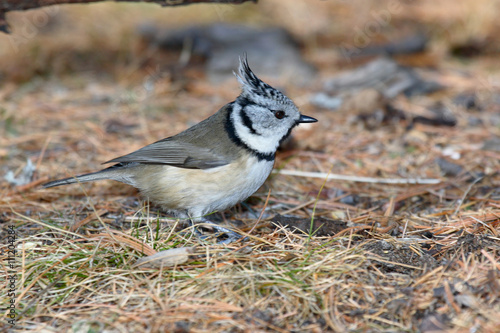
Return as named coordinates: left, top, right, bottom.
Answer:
left=191, top=218, right=245, bottom=244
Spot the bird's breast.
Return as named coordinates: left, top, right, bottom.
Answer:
left=135, top=155, right=274, bottom=217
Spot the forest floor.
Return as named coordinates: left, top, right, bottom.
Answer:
left=1, top=1, right=499, bottom=332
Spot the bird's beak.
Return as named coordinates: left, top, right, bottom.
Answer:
left=298, top=115, right=318, bottom=123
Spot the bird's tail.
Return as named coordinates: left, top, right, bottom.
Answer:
left=43, top=167, right=128, bottom=188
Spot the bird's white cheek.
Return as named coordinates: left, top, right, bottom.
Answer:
left=233, top=119, right=281, bottom=154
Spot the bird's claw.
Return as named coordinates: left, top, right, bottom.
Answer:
left=193, top=221, right=247, bottom=244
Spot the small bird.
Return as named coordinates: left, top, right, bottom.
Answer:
left=43, top=57, right=317, bottom=242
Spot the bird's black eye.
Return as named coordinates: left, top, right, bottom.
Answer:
left=274, top=110, right=285, bottom=119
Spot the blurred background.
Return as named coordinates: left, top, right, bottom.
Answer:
left=1, top=0, right=499, bottom=197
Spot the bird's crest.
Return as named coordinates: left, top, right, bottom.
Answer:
left=235, top=56, right=286, bottom=103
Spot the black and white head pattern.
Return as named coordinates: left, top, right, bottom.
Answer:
left=229, top=57, right=303, bottom=159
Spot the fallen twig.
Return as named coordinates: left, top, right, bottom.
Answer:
left=276, top=169, right=442, bottom=184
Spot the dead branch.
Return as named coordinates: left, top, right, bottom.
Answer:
left=0, top=0, right=255, bottom=33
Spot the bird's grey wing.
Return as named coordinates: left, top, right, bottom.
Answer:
left=104, top=140, right=230, bottom=169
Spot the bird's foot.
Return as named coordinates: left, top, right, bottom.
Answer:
left=193, top=219, right=246, bottom=244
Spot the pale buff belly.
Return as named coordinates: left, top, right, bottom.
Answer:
left=131, top=156, right=274, bottom=219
